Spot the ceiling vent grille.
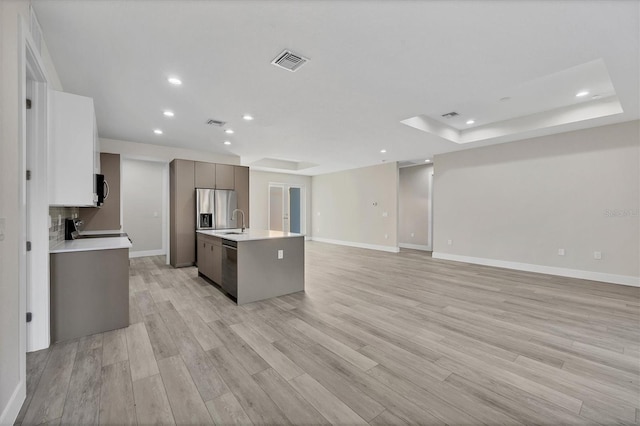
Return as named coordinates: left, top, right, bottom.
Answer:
left=441, top=112, right=459, bottom=118
left=206, top=119, right=226, bottom=127
left=271, top=50, right=309, bottom=72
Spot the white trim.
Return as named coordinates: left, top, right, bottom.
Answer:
left=399, top=243, right=432, bottom=251
left=432, top=252, right=640, bottom=287
left=129, top=249, right=166, bottom=258
left=311, top=237, right=400, bottom=253
left=0, top=380, right=25, bottom=426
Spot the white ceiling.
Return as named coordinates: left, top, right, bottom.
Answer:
left=33, top=1, right=640, bottom=175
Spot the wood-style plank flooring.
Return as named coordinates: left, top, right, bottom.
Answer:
left=16, top=242, right=640, bottom=425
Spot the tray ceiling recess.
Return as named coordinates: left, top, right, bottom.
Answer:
left=271, top=49, right=309, bottom=72
left=401, top=59, right=623, bottom=144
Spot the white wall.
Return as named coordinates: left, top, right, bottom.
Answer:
left=399, top=164, right=433, bottom=249
left=100, top=137, right=240, bottom=165
left=433, top=120, right=640, bottom=286
left=250, top=170, right=312, bottom=234
left=311, top=162, right=399, bottom=252
left=122, top=159, right=165, bottom=256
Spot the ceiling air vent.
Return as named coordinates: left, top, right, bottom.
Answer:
left=441, top=112, right=459, bottom=118
left=271, top=49, right=309, bottom=72
left=206, top=119, right=226, bottom=127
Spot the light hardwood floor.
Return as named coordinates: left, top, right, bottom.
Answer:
left=16, top=242, right=640, bottom=425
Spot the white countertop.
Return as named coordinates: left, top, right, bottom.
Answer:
left=197, top=229, right=303, bottom=242
left=50, top=237, right=132, bottom=254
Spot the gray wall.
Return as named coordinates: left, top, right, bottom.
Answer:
left=399, top=164, right=433, bottom=248
left=433, top=120, right=640, bottom=280
left=311, top=162, right=398, bottom=250
left=122, top=159, right=165, bottom=253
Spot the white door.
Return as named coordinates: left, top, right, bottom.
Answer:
left=268, top=184, right=285, bottom=231
left=268, top=183, right=305, bottom=234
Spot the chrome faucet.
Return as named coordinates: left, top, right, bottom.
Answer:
left=232, top=209, right=246, bottom=233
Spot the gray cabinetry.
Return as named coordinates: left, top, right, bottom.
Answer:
left=215, top=164, right=235, bottom=189
left=170, top=159, right=196, bottom=267
left=195, top=161, right=216, bottom=188
left=197, top=233, right=222, bottom=283
left=50, top=248, right=129, bottom=343
left=171, top=160, right=249, bottom=269
left=234, top=166, right=250, bottom=226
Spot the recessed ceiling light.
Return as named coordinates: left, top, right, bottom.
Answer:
left=242, top=114, right=254, bottom=121
left=225, top=129, right=234, bottom=134
left=466, top=120, right=475, bottom=125
left=224, top=141, right=231, bottom=145
left=576, top=91, right=589, bottom=97
left=380, top=149, right=387, bottom=154
left=167, top=77, right=182, bottom=85
left=425, top=159, right=431, bottom=163
left=153, top=129, right=163, bottom=135
left=163, top=111, right=174, bottom=117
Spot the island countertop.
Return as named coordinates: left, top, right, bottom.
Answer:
left=196, top=229, right=303, bottom=242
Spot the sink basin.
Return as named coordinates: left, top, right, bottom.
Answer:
left=222, top=232, right=245, bottom=235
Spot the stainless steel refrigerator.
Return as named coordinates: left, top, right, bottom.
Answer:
left=196, top=188, right=238, bottom=230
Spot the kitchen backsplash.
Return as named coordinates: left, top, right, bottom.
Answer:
left=49, top=206, right=79, bottom=247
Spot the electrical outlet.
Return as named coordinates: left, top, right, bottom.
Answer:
left=384, top=234, right=388, bottom=239
left=447, top=239, right=452, bottom=245
left=278, top=249, right=284, bottom=259
left=382, top=211, right=388, bottom=217
left=558, top=248, right=565, bottom=256
left=594, top=251, right=602, bottom=260
left=410, top=232, right=414, bottom=237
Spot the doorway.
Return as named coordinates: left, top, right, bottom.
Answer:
left=268, top=183, right=305, bottom=234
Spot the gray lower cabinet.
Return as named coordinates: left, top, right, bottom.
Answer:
left=50, top=248, right=129, bottom=343
left=197, top=234, right=222, bottom=284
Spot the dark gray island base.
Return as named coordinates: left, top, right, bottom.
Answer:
left=197, top=229, right=304, bottom=304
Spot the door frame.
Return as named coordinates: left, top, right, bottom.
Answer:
left=267, top=183, right=286, bottom=232
left=20, top=18, right=50, bottom=353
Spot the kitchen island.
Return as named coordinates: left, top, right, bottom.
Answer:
left=196, top=229, right=304, bottom=304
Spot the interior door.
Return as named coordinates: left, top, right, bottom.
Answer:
left=268, top=184, right=285, bottom=231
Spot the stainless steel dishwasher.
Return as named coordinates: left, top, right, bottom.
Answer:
left=221, top=239, right=238, bottom=299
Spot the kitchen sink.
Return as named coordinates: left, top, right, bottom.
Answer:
left=221, top=232, right=244, bottom=235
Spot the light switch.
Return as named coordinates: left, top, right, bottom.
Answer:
left=382, top=211, right=388, bottom=217
left=558, top=248, right=565, bottom=256
left=594, top=251, right=602, bottom=260
left=278, top=249, right=284, bottom=259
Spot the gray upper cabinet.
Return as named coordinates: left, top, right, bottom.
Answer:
left=215, top=164, right=235, bottom=189
left=195, top=161, right=216, bottom=188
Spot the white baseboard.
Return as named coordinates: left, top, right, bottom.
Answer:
left=432, top=252, right=640, bottom=287
left=310, top=237, right=400, bottom=253
left=129, top=249, right=166, bottom=258
left=399, top=243, right=432, bottom=251
left=0, top=380, right=25, bottom=426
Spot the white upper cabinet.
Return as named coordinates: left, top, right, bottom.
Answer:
left=48, top=90, right=100, bottom=206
